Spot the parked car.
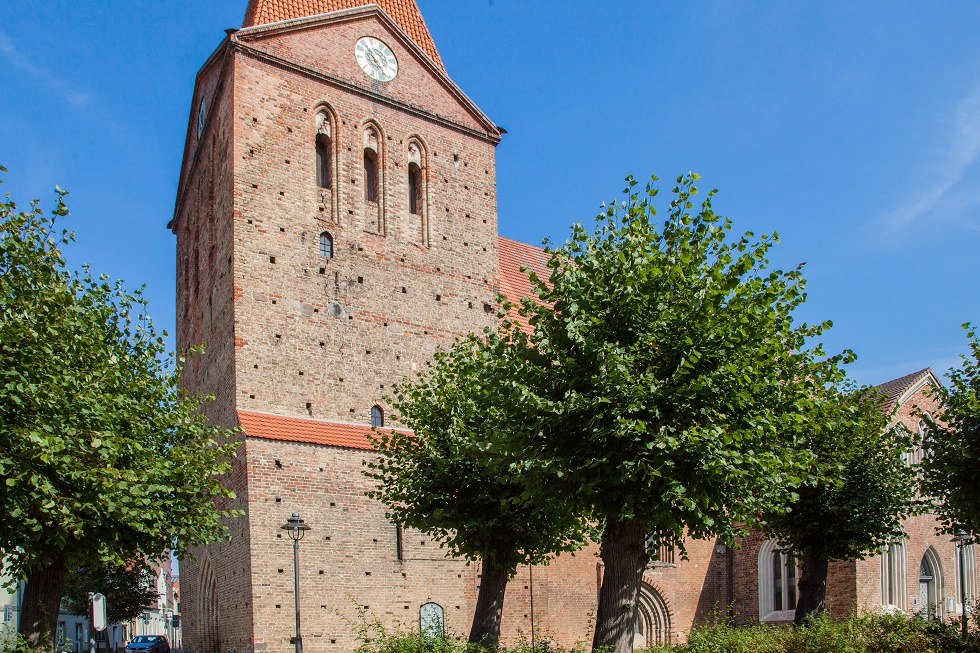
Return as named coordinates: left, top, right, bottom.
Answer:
left=126, top=636, right=170, bottom=653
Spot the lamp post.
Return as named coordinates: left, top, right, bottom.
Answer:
left=952, top=529, right=970, bottom=637
left=281, top=513, right=311, bottom=653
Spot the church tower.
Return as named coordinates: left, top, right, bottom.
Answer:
left=171, top=2, right=506, bottom=652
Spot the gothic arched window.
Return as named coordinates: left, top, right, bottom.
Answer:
left=316, top=136, right=331, bottom=188
left=882, top=539, right=908, bottom=612
left=371, top=405, right=384, bottom=428
left=319, top=232, right=333, bottom=259
left=363, top=126, right=381, bottom=204
left=955, top=543, right=977, bottom=612
left=315, top=110, right=333, bottom=190
left=758, top=539, right=798, bottom=622
left=408, top=162, right=422, bottom=215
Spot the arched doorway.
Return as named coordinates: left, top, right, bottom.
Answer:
left=632, top=583, right=671, bottom=648
left=918, top=548, right=943, bottom=620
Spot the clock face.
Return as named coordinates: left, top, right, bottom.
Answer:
left=355, top=37, right=398, bottom=82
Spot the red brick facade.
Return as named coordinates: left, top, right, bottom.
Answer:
left=171, top=4, right=978, bottom=653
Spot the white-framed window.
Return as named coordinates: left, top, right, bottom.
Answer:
left=758, top=539, right=798, bottom=621
left=955, top=543, right=977, bottom=613
left=882, top=539, right=908, bottom=612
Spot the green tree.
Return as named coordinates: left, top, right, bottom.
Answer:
left=504, top=174, right=847, bottom=653
left=923, top=325, right=980, bottom=539
left=763, top=386, right=918, bottom=624
left=366, top=334, right=588, bottom=647
left=61, top=562, right=160, bottom=625
left=0, top=169, right=240, bottom=650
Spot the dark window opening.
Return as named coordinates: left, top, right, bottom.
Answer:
left=319, top=232, right=333, bottom=259
left=364, top=149, right=379, bottom=202
left=396, top=523, right=404, bottom=561
left=316, top=135, right=331, bottom=189
left=371, top=405, right=384, bottom=428
left=408, top=162, right=422, bottom=215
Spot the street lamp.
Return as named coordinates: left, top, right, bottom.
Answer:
left=281, top=513, right=311, bottom=653
left=952, top=529, right=971, bottom=637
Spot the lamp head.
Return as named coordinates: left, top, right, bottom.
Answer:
left=281, top=513, right=311, bottom=541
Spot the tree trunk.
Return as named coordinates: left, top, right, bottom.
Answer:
left=468, top=557, right=510, bottom=647
left=19, top=554, right=69, bottom=651
left=592, top=517, right=648, bottom=653
left=794, top=553, right=828, bottom=625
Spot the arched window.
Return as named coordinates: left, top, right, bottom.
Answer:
left=419, top=602, right=444, bottom=638
left=319, top=232, right=333, bottom=259
left=408, top=162, right=422, bottom=215
left=916, top=415, right=932, bottom=463
left=406, top=139, right=428, bottom=244
left=882, top=539, right=908, bottom=612
left=371, top=405, right=384, bottom=428
left=955, top=543, right=977, bottom=613
left=315, top=110, right=333, bottom=190
left=758, top=539, right=798, bottom=622
left=316, top=135, right=331, bottom=188
left=364, top=149, right=379, bottom=202
left=363, top=127, right=381, bottom=203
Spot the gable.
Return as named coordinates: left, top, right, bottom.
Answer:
left=242, top=0, right=443, bottom=69
left=234, top=7, right=497, bottom=137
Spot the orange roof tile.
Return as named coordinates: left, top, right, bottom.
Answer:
left=242, top=0, right=444, bottom=68
left=238, top=409, right=388, bottom=450
left=497, top=236, right=551, bottom=331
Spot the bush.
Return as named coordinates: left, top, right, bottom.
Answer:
left=641, top=613, right=979, bottom=653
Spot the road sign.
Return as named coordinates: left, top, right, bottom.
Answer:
left=90, top=593, right=107, bottom=632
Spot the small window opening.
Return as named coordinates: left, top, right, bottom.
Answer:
left=316, top=135, right=331, bottom=188
left=371, top=405, right=384, bottom=428
left=319, top=232, right=333, bottom=259
left=364, top=149, right=379, bottom=202
left=408, top=162, right=422, bottom=215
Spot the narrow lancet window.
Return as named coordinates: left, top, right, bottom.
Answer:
left=316, top=135, right=331, bottom=188
left=364, top=149, right=379, bottom=202
left=408, top=163, right=422, bottom=215
left=319, top=232, right=333, bottom=258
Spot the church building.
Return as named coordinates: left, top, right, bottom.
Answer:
left=169, top=2, right=978, bottom=652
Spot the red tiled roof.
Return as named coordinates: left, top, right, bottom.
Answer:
left=242, top=0, right=444, bottom=68
left=875, top=368, right=934, bottom=409
left=497, top=236, right=550, bottom=331
left=238, top=409, right=390, bottom=450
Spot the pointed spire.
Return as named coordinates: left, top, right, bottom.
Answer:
left=242, top=0, right=443, bottom=68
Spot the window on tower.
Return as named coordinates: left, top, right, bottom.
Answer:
left=364, top=148, right=379, bottom=202
left=371, top=405, right=384, bottom=428
left=316, top=135, right=331, bottom=189
left=315, top=109, right=333, bottom=190
left=408, top=162, right=422, bottom=215
left=319, top=232, right=333, bottom=259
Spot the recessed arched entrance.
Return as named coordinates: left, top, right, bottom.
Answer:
left=632, top=582, right=671, bottom=648
left=918, top=548, right=943, bottom=620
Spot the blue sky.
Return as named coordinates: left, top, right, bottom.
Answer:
left=1, top=0, right=978, bottom=386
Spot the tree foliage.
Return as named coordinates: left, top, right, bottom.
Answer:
left=923, top=324, right=980, bottom=539
left=61, top=562, right=160, bottom=625
left=366, top=334, right=588, bottom=645
left=500, top=174, right=849, bottom=653
left=0, top=168, right=240, bottom=648
left=763, top=386, right=918, bottom=622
